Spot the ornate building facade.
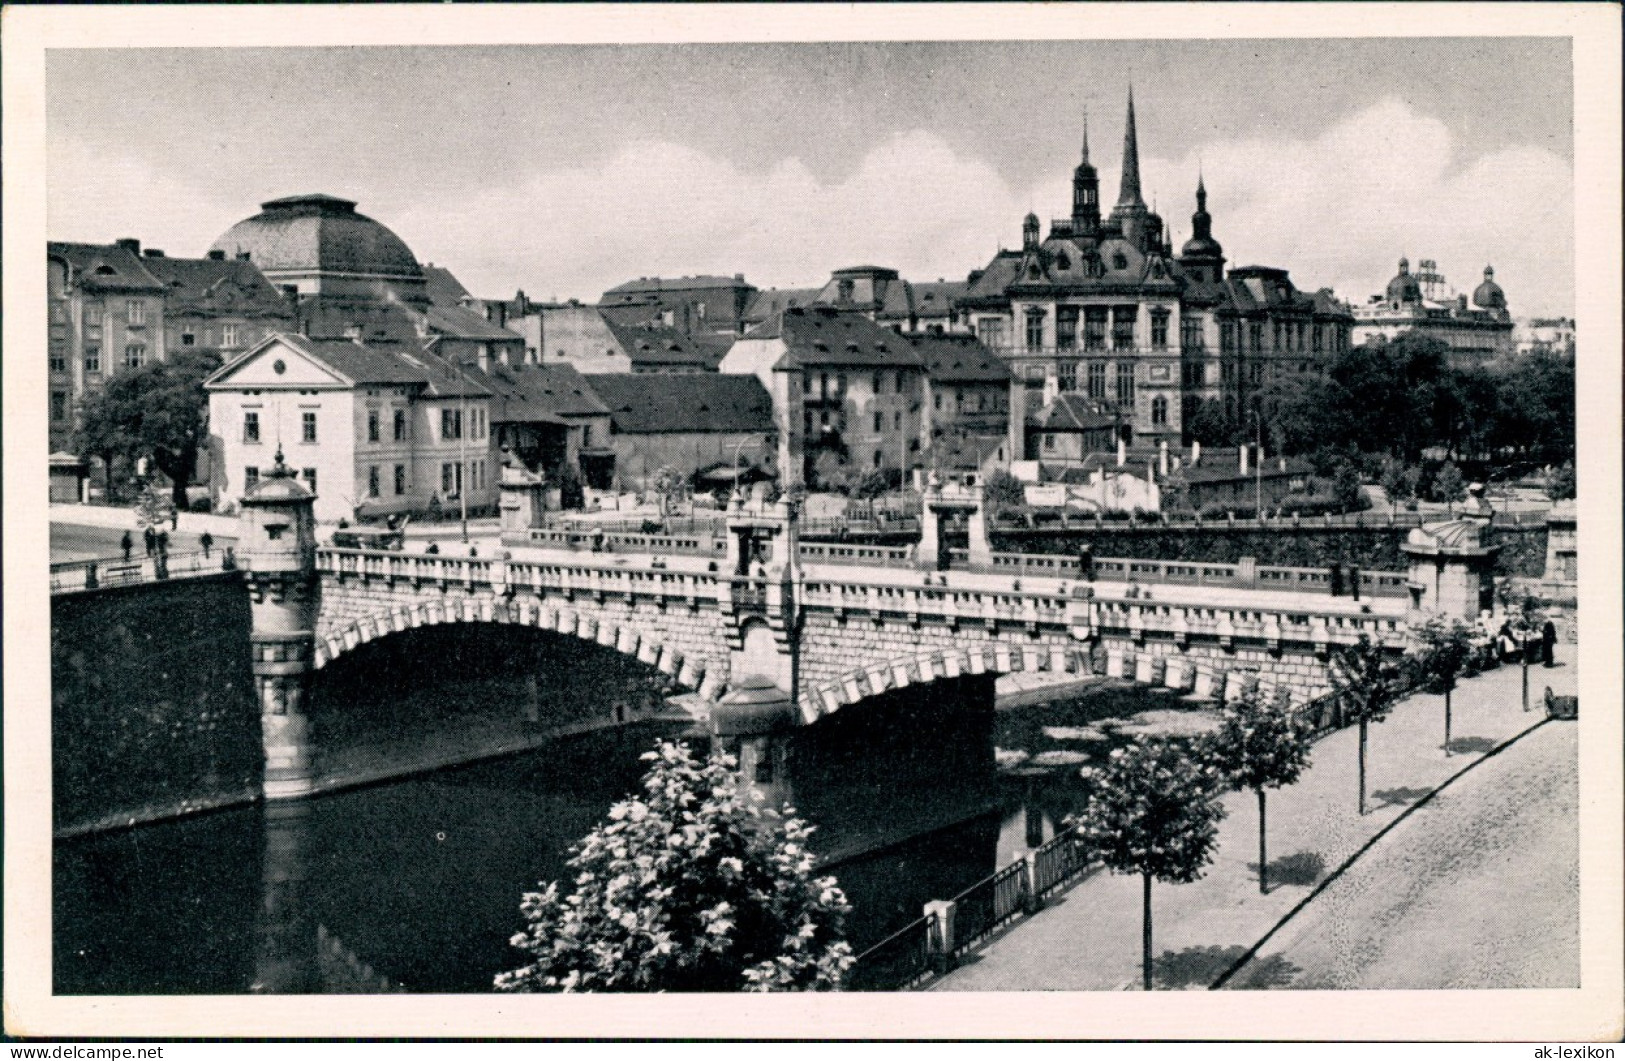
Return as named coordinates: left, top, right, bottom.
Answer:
left=958, top=91, right=1352, bottom=449
left=1351, top=257, right=1516, bottom=362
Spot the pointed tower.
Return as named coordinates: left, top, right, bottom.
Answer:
left=1178, top=173, right=1226, bottom=284
left=1071, top=110, right=1102, bottom=237
left=1108, top=87, right=1152, bottom=249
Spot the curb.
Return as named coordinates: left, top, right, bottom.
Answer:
left=1208, top=716, right=1553, bottom=990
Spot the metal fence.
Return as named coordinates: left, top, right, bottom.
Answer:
left=845, top=914, right=939, bottom=991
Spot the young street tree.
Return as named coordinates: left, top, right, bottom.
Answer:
left=1412, top=616, right=1475, bottom=756
left=1070, top=737, right=1226, bottom=990
left=1204, top=694, right=1313, bottom=894
left=75, top=349, right=221, bottom=510
left=495, top=740, right=854, bottom=993
left=1328, top=635, right=1409, bottom=815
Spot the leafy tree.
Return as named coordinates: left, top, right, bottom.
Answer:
left=1183, top=398, right=1238, bottom=448
left=1432, top=461, right=1465, bottom=514
left=984, top=468, right=1026, bottom=510
left=1071, top=737, right=1226, bottom=990
left=496, top=740, right=854, bottom=993
left=74, top=349, right=221, bottom=510
left=810, top=450, right=857, bottom=495
left=1329, top=459, right=1367, bottom=513
left=1159, top=463, right=1193, bottom=518
left=1203, top=695, right=1313, bottom=894
left=1412, top=617, right=1474, bottom=757
left=1328, top=636, right=1408, bottom=815
left=1378, top=455, right=1419, bottom=506
left=650, top=465, right=685, bottom=516
left=850, top=469, right=891, bottom=501
left=1546, top=461, right=1576, bottom=502
left=556, top=462, right=585, bottom=511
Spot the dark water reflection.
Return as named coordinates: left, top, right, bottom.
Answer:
left=56, top=682, right=1204, bottom=993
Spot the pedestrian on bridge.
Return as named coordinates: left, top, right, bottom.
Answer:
left=156, top=530, right=169, bottom=556
left=200, top=531, right=214, bottom=559
left=143, top=526, right=157, bottom=557
left=121, top=531, right=133, bottom=561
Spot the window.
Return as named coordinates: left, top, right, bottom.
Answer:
left=1056, top=306, right=1079, bottom=350
left=50, top=350, right=67, bottom=373
left=873, top=451, right=883, bottom=469
left=302, top=468, right=317, bottom=494
left=874, top=412, right=884, bottom=432
left=1044, top=433, right=1056, bottom=451
left=1151, top=396, right=1168, bottom=426
left=394, top=464, right=406, bottom=495
left=1084, top=308, right=1108, bottom=351
left=301, top=410, right=317, bottom=443
left=1248, top=323, right=1263, bottom=352
left=393, top=409, right=408, bottom=441
left=244, top=466, right=259, bottom=490
left=442, top=463, right=456, bottom=495
left=367, top=409, right=381, bottom=443
left=84, top=347, right=101, bottom=374
left=893, top=410, right=901, bottom=430
left=1222, top=361, right=1236, bottom=384
left=976, top=318, right=1007, bottom=349
left=1250, top=363, right=1264, bottom=385
left=51, top=391, right=68, bottom=422
left=873, top=372, right=884, bottom=394
left=581, top=424, right=593, bottom=449
left=1058, top=362, right=1078, bottom=392
left=1056, top=252, right=1071, bottom=271
left=124, top=344, right=146, bottom=370
left=1312, top=325, right=1323, bottom=353
left=127, top=300, right=145, bottom=325
left=1115, top=363, right=1134, bottom=406
left=895, top=371, right=905, bottom=394
left=243, top=410, right=261, bottom=443
left=1111, top=307, right=1137, bottom=351
left=222, top=324, right=238, bottom=348
left=368, top=466, right=380, bottom=498
left=819, top=372, right=829, bottom=400
left=1220, top=322, right=1236, bottom=353
left=180, top=332, right=196, bottom=347
left=1183, top=361, right=1205, bottom=388
left=933, top=392, right=942, bottom=411
left=1151, top=310, right=1170, bottom=350
left=441, top=408, right=462, bottom=440
left=85, top=304, right=102, bottom=325
left=1024, top=310, right=1046, bottom=350
left=1087, top=362, right=1107, bottom=399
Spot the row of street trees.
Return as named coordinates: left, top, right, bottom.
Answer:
left=495, top=626, right=1497, bottom=994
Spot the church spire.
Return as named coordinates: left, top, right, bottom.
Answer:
left=1081, top=108, right=1091, bottom=166
left=1071, top=105, right=1101, bottom=235
left=1117, top=86, right=1144, bottom=208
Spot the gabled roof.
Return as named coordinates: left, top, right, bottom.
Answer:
left=1028, top=394, right=1118, bottom=432
left=585, top=373, right=774, bottom=435
left=771, top=306, right=926, bottom=370
left=603, top=320, right=720, bottom=369
left=910, top=280, right=969, bottom=319
left=906, top=332, right=1009, bottom=383
left=421, top=302, right=524, bottom=343
left=602, top=275, right=754, bottom=296
left=138, top=255, right=293, bottom=319
left=205, top=333, right=431, bottom=389
left=48, top=242, right=166, bottom=293
left=422, top=264, right=473, bottom=308
left=744, top=287, right=821, bottom=328
left=460, top=361, right=608, bottom=424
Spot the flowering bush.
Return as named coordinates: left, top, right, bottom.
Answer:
left=495, top=740, right=854, bottom=992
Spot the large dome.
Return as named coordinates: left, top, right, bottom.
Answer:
left=210, top=194, right=423, bottom=281
left=1385, top=257, right=1421, bottom=305
left=1472, top=265, right=1506, bottom=311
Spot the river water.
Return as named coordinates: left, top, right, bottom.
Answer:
left=55, top=682, right=1209, bottom=993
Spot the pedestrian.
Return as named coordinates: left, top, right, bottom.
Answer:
left=469, top=545, right=479, bottom=558
left=200, top=531, right=214, bottom=558
left=120, top=530, right=133, bottom=562
left=1329, top=561, right=1344, bottom=597
left=156, top=530, right=169, bottom=556
left=1077, top=544, right=1095, bottom=582
left=170, top=506, right=179, bottom=531
left=1349, top=565, right=1361, bottom=602
left=1541, top=619, right=1557, bottom=667
left=426, top=542, right=440, bottom=555
left=143, top=526, right=157, bottom=557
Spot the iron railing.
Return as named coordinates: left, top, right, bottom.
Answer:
left=846, top=914, right=939, bottom=991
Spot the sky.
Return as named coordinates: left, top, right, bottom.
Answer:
left=45, top=38, right=1575, bottom=316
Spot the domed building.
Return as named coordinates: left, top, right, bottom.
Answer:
left=210, top=194, right=430, bottom=309
left=1352, top=257, right=1514, bottom=362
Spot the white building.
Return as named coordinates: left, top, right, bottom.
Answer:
left=205, top=332, right=496, bottom=524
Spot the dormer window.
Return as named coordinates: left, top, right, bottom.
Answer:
left=1056, top=252, right=1071, bottom=271
left=1113, top=253, right=1128, bottom=271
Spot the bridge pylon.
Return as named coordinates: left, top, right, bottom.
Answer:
left=238, top=448, right=320, bottom=800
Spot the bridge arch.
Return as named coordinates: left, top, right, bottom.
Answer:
left=799, top=642, right=1326, bottom=723
left=314, top=596, right=722, bottom=696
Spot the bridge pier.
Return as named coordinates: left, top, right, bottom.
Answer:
left=919, top=473, right=992, bottom=570
left=239, top=448, right=320, bottom=802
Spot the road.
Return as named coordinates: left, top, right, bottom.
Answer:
left=1223, top=720, right=1579, bottom=990
left=50, top=522, right=231, bottom=564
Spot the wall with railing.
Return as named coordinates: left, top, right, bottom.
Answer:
left=50, top=549, right=238, bottom=594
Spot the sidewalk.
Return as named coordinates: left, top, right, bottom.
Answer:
left=932, top=640, right=1580, bottom=990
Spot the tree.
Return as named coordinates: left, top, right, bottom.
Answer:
left=649, top=465, right=685, bottom=517
left=496, top=740, right=854, bottom=993
left=1203, top=695, right=1313, bottom=894
left=74, top=349, right=221, bottom=510
left=850, top=469, right=891, bottom=501
left=1412, top=617, right=1474, bottom=757
left=1546, top=461, right=1576, bottom=502
left=1378, top=455, right=1419, bottom=507
left=1328, top=636, right=1408, bottom=815
left=1432, top=461, right=1465, bottom=514
left=1184, top=398, right=1238, bottom=448
left=1159, top=464, right=1193, bottom=518
left=810, top=450, right=857, bottom=495
left=1070, top=737, right=1226, bottom=990
left=984, top=468, right=1026, bottom=511
left=556, top=462, right=586, bottom=511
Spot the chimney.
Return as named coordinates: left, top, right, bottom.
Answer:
left=477, top=345, right=491, bottom=373
left=207, top=249, right=226, bottom=261
left=1239, top=443, right=1250, bottom=476
left=1279, top=457, right=1287, bottom=472
left=116, top=238, right=140, bottom=255
left=1191, top=440, right=1201, bottom=465
left=1042, top=368, right=1059, bottom=406
left=142, top=248, right=165, bottom=258
left=1159, top=439, right=1169, bottom=476
left=1116, top=435, right=1126, bottom=467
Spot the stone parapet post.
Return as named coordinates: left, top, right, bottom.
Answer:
left=923, top=899, right=957, bottom=974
